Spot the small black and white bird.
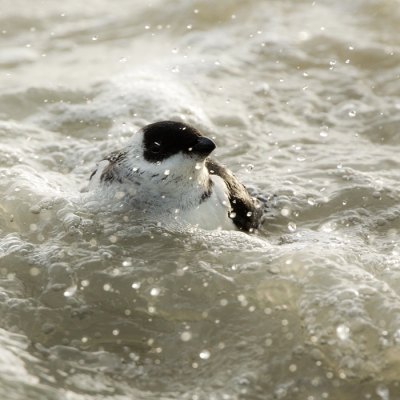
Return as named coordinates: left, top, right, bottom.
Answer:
left=89, top=121, right=262, bottom=231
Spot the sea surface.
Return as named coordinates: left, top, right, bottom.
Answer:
left=1, top=0, right=400, bottom=399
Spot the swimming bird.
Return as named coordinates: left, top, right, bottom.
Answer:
left=89, top=121, right=262, bottom=231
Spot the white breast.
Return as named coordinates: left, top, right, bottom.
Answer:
left=178, top=175, right=237, bottom=231
left=88, top=160, right=110, bottom=191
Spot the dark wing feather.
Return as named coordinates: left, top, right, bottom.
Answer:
left=206, top=159, right=263, bottom=231
left=89, top=149, right=128, bottom=184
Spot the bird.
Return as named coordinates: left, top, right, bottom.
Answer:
left=88, top=120, right=263, bottom=232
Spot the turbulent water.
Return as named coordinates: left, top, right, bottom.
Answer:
left=1, top=0, right=400, bottom=399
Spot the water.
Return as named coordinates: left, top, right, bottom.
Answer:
left=1, top=0, right=400, bottom=398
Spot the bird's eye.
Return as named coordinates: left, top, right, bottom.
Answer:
left=151, top=143, right=161, bottom=153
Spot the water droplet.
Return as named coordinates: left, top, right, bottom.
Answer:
left=181, top=331, right=192, bottom=341
left=122, top=260, right=132, bottom=267
left=302, top=85, right=308, bottom=90
left=336, top=324, right=350, bottom=340
left=289, top=364, right=297, bottom=372
left=303, top=71, right=309, bottom=77
left=307, top=197, right=316, bottom=206
left=246, top=211, right=252, bottom=217
left=119, top=57, right=126, bottom=62
left=64, top=285, right=77, bottom=297
left=348, top=110, right=357, bottom=117
left=112, top=329, right=119, bottom=336
left=229, top=212, right=237, bottom=219
left=172, top=66, right=180, bottom=73
left=319, top=126, right=329, bottom=137
left=245, top=164, right=254, bottom=172
left=92, top=36, right=98, bottom=41
left=103, top=283, right=111, bottom=291
left=132, top=282, right=141, bottom=289
left=329, top=60, right=336, bottom=66
left=281, top=208, right=290, bottom=217
left=150, top=287, right=160, bottom=296
left=195, top=163, right=201, bottom=170
left=199, top=350, right=210, bottom=359
left=376, top=384, right=389, bottom=400
left=164, top=169, right=170, bottom=176
left=320, top=221, right=337, bottom=232
left=288, top=222, right=297, bottom=232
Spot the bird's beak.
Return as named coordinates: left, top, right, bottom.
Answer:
left=191, top=136, right=216, bottom=157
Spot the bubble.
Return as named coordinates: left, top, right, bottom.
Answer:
left=288, top=222, right=297, bottom=232
left=92, top=36, right=98, bottom=41
left=150, top=287, right=160, bottom=296
left=348, top=110, right=357, bottom=117
left=320, top=221, right=337, bottom=232
left=122, top=260, right=132, bottom=267
left=164, top=170, right=170, bottom=176
left=119, top=57, right=127, bottom=62
left=199, top=350, right=210, bottom=359
left=109, top=235, right=117, bottom=243
left=195, top=163, right=201, bottom=170
left=281, top=208, right=290, bottom=217
left=289, top=364, right=297, bottom=372
left=307, top=197, right=316, bottom=205
left=30, top=205, right=41, bottom=214
left=229, top=212, right=237, bottom=218
left=81, top=280, right=89, bottom=287
left=64, top=285, right=77, bottom=297
left=112, top=329, right=119, bottom=336
left=172, top=66, right=180, bottom=73
left=115, top=191, right=125, bottom=200
left=246, top=211, right=252, bottom=217
left=245, top=164, right=254, bottom=172
left=336, top=324, right=350, bottom=340
left=181, top=331, right=192, bottom=341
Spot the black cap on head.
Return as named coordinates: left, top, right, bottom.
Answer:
left=142, top=121, right=216, bottom=163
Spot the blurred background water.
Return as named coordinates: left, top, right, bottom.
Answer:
left=1, top=0, right=400, bottom=398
